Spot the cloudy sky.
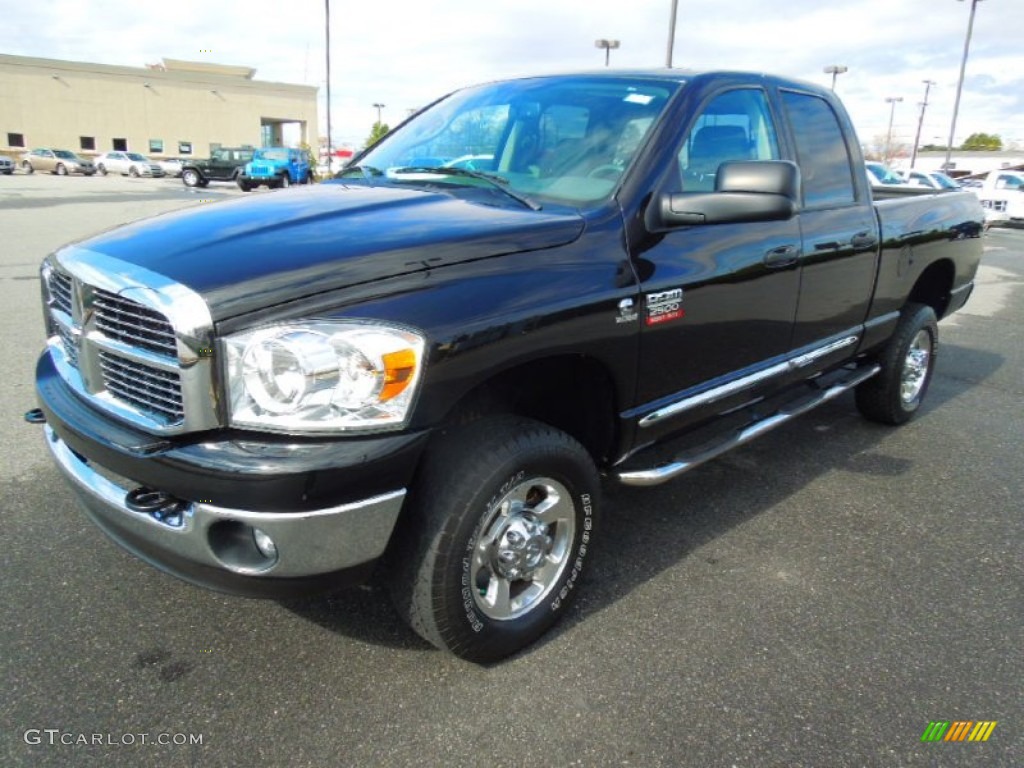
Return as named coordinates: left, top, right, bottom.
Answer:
left=2, top=0, right=1021, bottom=152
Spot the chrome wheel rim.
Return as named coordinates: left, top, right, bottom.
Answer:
left=901, top=329, right=931, bottom=405
left=470, top=477, right=576, bottom=621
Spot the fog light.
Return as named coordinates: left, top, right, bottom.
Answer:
left=253, top=528, right=277, bottom=559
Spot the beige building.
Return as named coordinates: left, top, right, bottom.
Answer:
left=0, top=53, right=318, bottom=161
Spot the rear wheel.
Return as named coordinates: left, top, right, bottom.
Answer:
left=182, top=169, right=200, bottom=187
left=56, top=163, right=67, bottom=176
left=856, top=302, right=938, bottom=425
left=97, top=164, right=107, bottom=176
left=23, top=161, right=34, bottom=174
left=388, top=416, right=599, bottom=663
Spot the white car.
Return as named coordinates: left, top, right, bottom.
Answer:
left=976, top=170, right=1024, bottom=227
left=154, top=157, right=184, bottom=177
left=94, top=151, right=165, bottom=178
left=865, top=161, right=906, bottom=188
left=0, top=156, right=14, bottom=175
left=897, top=169, right=960, bottom=191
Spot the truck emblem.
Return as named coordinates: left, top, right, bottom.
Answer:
left=645, top=288, right=684, bottom=326
left=616, top=298, right=638, bottom=324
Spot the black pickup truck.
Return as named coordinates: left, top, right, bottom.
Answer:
left=30, top=70, right=983, bottom=662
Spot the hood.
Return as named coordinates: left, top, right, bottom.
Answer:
left=75, top=183, right=585, bottom=320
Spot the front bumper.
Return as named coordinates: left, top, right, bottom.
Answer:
left=35, top=351, right=428, bottom=597
left=43, top=426, right=404, bottom=596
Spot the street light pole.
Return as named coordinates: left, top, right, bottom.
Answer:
left=945, top=0, right=984, bottom=171
left=823, top=64, right=848, bottom=91
left=910, top=80, right=936, bottom=169
left=885, top=96, right=904, bottom=164
left=372, top=103, right=386, bottom=125
left=325, top=0, right=331, bottom=168
left=594, top=39, right=620, bottom=67
left=666, top=0, right=679, bottom=68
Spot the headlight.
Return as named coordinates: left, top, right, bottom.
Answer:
left=224, top=321, right=426, bottom=433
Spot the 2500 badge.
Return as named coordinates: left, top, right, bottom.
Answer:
left=645, top=288, right=685, bottom=326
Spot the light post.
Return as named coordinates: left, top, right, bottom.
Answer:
left=945, top=0, right=984, bottom=172
left=372, top=103, right=386, bottom=125
left=910, top=80, right=936, bottom=169
left=823, top=64, right=848, bottom=91
left=885, top=96, right=903, bottom=164
left=666, top=0, right=679, bottom=68
left=325, top=0, right=331, bottom=168
left=594, top=39, right=620, bottom=67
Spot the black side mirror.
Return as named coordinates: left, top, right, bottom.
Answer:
left=655, top=160, right=800, bottom=227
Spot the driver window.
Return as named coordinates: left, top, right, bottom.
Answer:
left=677, top=89, right=779, bottom=192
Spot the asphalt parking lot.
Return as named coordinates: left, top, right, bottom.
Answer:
left=1, top=173, right=1021, bottom=767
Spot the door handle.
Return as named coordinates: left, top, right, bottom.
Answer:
left=764, top=244, right=800, bottom=268
left=851, top=231, right=879, bottom=250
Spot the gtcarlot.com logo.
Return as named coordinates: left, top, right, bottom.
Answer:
left=921, top=720, right=997, bottom=743
left=24, top=729, right=203, bottom=747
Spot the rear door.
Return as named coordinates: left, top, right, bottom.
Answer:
left=779, top=89, right=879, bottom=355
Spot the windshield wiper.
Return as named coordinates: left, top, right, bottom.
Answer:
left=391, top=166, right=542, bottom=211
left=336, top=164, right=384, bottom=186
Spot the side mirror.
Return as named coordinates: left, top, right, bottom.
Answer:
left=655, top=160, right=800, bottom=227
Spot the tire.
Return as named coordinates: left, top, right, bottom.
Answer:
left=23, top=162, right=34, bottom=174
left=56, top=163, right=67, bottom=176
left=388, top=416, right=599, bottom=663
left=237, top=177, right=251, bottom=192
left=182, top=169, right=200, bottom=187
left=278, top=174, right=291, bottom=189
left=97, top=164, right=107, bottom=176
left=856, top=302, right=938, bottom=425
left=129, top=166, right=139, bottom=178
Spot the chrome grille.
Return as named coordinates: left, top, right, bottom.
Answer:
left=41, top=252, right=217, bottom=434
left=50, top=269, right=73, bottom=315
left=98, top=352, right=185, bottom=422
left=93, top=288, right=178, bottom=357
left=57, top=324, right=79, bottom=368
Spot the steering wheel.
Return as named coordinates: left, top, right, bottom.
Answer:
left=587, top=164, right=623, bottom=180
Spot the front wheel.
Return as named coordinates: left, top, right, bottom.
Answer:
left=129, top=166, right=139, bottom=178
left=23, top=162, right=34, bottom=174
left=97, top=164, right=107, bottom=176
left=56, top=163, right=67, bottom=176
left=278, top=174, right=291, bottom=189
left=182, top=169, right=200, bottom=187
left=236, top=177, right=251, bottom=192
left=389, top=416, right=599, bottom=663
left=856, top=302, right=938, bottom=425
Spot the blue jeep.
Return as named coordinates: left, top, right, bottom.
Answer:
left=238, top=147, right=312, bottom=191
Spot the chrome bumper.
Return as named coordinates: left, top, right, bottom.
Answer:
left=44, top=425, right=405, bottom=581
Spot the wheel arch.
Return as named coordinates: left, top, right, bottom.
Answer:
left=908, top=258, right=955, bottom=319
left=435, top=353, right=620, bottom=467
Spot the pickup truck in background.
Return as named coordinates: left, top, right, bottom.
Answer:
left=976, top=169, right=1024, bottom=227
left=237, top=147, right=312, bottom=191
left=181, top=147, right=255, bottom=188
left=29, top=70, right=983, bottom=662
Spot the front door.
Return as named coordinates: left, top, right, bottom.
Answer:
left=631, top=87, right=802, bottom=444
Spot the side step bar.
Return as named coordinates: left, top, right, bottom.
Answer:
left=616, top=364, right=881, bottom=488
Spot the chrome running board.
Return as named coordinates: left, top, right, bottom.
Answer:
left=616, top=364, right=881, bottom=487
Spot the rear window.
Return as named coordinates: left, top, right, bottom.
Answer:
left=782, top=91, right=856, bottom=208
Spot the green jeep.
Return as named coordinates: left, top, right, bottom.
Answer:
left=181, top=147, right=255, bottom=188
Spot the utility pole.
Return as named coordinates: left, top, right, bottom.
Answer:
left=910, top=80, right=936, bottom=169
left=945, top=0, right=984, bottom=171
left=666, top=0, right=679, bottom=68
left=885, top=96, right=904, bottom=164
left=325, top=0, right=331, bottom=169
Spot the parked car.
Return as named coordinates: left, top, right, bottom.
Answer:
left=181, top=147, right=254, bottom=187
left=20, top=149, right=95, bottom=176
left=155, top=157, right=185, bottom=177
left=237, top=147, right=312, bottom=191
left=0, top=156, right=14, bottom=175
left=95, top=152, right=165, bottom=178
left=29, top=69, right=984, bottom=663
left=975, top=170, right=1024, bottom=227
left=898, top=169, right=960, bottom=190
left=865, top=161, right=906, bottom=187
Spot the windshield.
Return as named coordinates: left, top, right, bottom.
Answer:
left=351, top=76, right=679, bottom=207
left=127, top=153, right=148, bottom=161
left=866, top=163, right=903, bottom=184
left=54, top=150, right=77, bottom=159
left=255, top=149, right=290, bottom=161
left=930, top=172, right=959, bottom=189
